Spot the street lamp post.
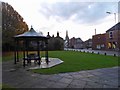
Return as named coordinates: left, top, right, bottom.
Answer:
left=106, top=11, right=117, bottom=24
left=106, top=11, right=118, bottom=51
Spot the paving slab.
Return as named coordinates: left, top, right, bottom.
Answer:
left=58, top=77, right=73, bottom=84
left=29, top=57, right=64, bottom=69
left=47, top=75, right=63, bottom=82
left=49, top=82, right=69, bottom=88
left=2, top=60, right=119, bottom=88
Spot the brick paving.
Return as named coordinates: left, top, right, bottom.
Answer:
left=2, top=61, right=119, bottom=88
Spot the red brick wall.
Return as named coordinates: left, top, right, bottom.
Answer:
left=106, top=30, right=120, bottom=51
left=92, top=34, right=106, bottom=50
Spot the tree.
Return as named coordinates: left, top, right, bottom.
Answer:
left=2, top=2, right=28, bottom=51
left=48, top=36, right=64, bottom=50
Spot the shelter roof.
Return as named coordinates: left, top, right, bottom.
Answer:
left=14, top=27, right=48, bottom=39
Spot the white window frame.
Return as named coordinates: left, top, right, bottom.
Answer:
left=109, top=31, right=113, bottom=39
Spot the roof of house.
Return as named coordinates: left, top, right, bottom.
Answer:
left=106, top=22, right=120, bottom=32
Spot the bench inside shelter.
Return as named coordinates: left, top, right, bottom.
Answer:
left=24, top=53, right=41, bottom=65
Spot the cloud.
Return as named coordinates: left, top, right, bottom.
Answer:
left=39, top=2, right=118, bottom=24
left=39, top=2, right=91, bottom=19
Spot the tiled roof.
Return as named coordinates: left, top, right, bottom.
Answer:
left=106, top=22, right=120, bottom=32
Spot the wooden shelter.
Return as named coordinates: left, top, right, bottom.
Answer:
left=13, top=27, right=49, bottom=67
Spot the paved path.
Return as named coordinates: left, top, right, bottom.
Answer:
left=2, top=61, right=119, bottom=88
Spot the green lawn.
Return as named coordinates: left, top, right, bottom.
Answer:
left=1, top=84, right=16, bottom=90
left=2, top=51, right=119, bottom=74
left=32, top=51, right=119, bottom=74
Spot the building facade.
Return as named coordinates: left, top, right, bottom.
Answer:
left=69, top=37, right=75, bottom=48
left=74, top=38, right=83, bottom=49
left=92, top=22, right=120, bottom=51
left=69, top=37, right=83, bottom=49
left=92, top=34, right=106, bottom=50
left=83, top=39, right=92, bottom=49
left=106, top=22, right=120, bottom=51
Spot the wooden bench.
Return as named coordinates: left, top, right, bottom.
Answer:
left=24, top=53, right=41, bottom=65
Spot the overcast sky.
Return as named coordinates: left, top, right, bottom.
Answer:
left=1, top=0, right=119, bottom=41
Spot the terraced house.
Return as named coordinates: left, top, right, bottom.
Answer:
left=92, top=33, right=106, bottom=50
left=106, top=22, right=120, bottom=51
left=92, top=22, right=120, bottom=51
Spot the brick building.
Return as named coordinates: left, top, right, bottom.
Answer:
left=92, top=34, right=106, bottom=50
left=106, top=22, right=120, bottom=51
left=69, top=37, right=75, bottom=48
left=92, top=22, right=120, bottom=51
left=69, top=37, right=83, bottom=49
left=83, top=39, right=92, bottom=49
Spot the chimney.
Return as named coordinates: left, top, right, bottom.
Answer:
left=57, top=31, right=59, bottom=37
left=47, top=32, right=51, bottom=38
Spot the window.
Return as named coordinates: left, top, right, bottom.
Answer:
left=109, top=31, right=113, bottom=39
left=96, top=45, right=101, bottom=49
left=112, top=42, right=116, bottom=49
left=101, top=44, right=104, bottom=48
left=108, top=42, right=112, bottom=49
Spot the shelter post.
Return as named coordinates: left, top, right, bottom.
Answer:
left=45, top=40, right=49, bottom=64
left=26, top=40, right=29, bottom=64
left=16, top=39, right=19, bottom=62
left=23, top=40, right=26, bottom=67
left=14, top=38, right=17, bottom=64
left=37, top=41, right=40, bottom=65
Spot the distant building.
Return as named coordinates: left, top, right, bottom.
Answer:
left=83, top=39, right=92, bottom=49
left=92, top=34, right=106, bottom=50
left=92, top=22, right=120, bottom=51
left=48, top=31, right=64, bottom=50
left=69, top=37, right=75, bottom=48
left=69, top=37, right=83, bottom=49
left=106, top=22, right=120, bottom=51
left=64, top=30, right=69, bottom=48
left=74, top=38, right=83, bottom=49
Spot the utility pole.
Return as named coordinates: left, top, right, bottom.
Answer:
left=95, top=28, right=96, bottom=35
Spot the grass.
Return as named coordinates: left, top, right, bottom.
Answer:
left=2, top=51, right=45, bottom=61
left=1, top=84, right=16, bottom=90
left=2, top=51, right=119, bottom=74
left=32, top=51, right=119, bottom=74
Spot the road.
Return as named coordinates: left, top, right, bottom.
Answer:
left=64, top=48, right=119, bottom=56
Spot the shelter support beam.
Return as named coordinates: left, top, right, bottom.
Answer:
left=23, top=40, right=26, bottom=67
left=45, top=40, right=49, bottom=64
left=16, top=40, right=19, bottom=62
left=14, top=39, right=17, bottom=64
left=37, top=41, right=41, bottom=66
